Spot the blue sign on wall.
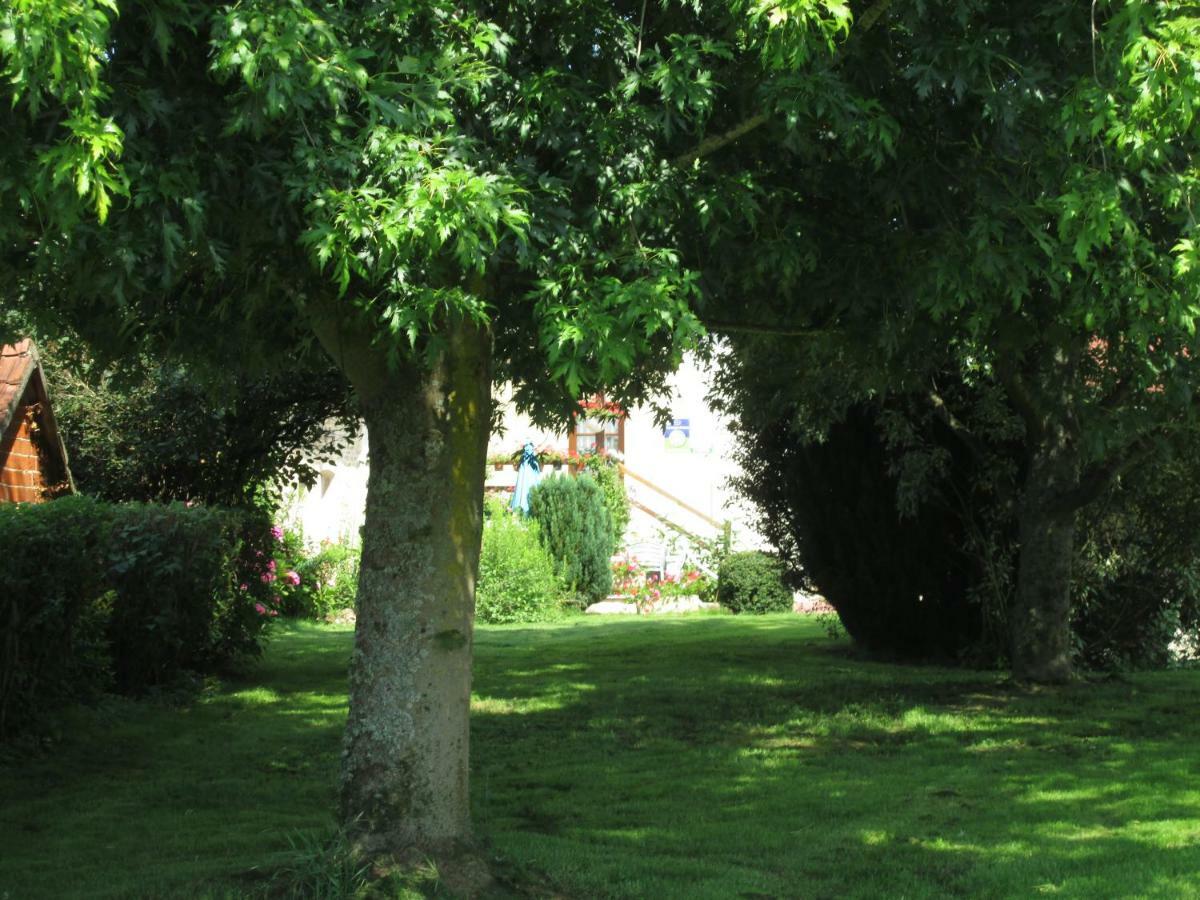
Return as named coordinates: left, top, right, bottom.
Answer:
left=664, top=418, right=691, bottom=451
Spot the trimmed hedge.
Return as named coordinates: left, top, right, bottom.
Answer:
left=717, top=551, right=793, bottom=614
left=528, top=474, right=614, bottom=604
left=0, top=497, right=275, bottom=736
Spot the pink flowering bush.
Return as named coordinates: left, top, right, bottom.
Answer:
left=610, top=557, right=716, bottom=613
left=263, top=527, right=358, bottom=619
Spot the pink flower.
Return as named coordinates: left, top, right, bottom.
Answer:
left=239, top=583, right=248, bottom=592
left=254, top=550, right=264, bottom=559
left=285, top=570, right=301, bottom=586
left=272, top=595, right=281, bottom=605
left=267, top=559, right=277, bottom=572
left=270, top=525, right=284, bottom=541
left=254, top=602, right=267, bottom=615
left=261, top=572, right=277, bottom=584
left=269, top=609, right=279, bottom=617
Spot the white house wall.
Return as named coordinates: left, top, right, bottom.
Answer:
left=288, top=354, right=764, bottom=553
left=488, top=354, right=764, bottom=554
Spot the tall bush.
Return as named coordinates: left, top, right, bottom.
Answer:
left=578, top=454, right=630, bottom=549
left=528, top=474, right=613, bottom=604
left=43, top=347, right=358, bottom=508
left=476, top=508, right=564, bottom=624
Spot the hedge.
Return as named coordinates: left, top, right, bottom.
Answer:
left=0, top=497, right=275, bottom=736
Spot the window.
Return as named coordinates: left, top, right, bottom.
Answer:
left=569, top=397, right=625, bottom=456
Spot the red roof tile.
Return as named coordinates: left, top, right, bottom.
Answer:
left=0, top=339, right=36, bottom=435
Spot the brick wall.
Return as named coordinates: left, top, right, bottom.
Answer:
left=1, top=399, right=47, bottom=503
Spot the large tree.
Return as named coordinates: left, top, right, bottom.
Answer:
left=704, top=0, right=1200, bottom=682
left=1, top=0, right=875, bottom=876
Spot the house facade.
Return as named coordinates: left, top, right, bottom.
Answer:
left=485, top=355, right=762, bottom=571
left=288, top=354, right=762, bottom=569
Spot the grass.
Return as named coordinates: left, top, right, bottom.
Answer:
left=2, top=616, right=1199, bottom=898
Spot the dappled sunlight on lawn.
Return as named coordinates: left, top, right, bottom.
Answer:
left=470, top=615, right=1200, bottom=898
left=2, top=616, right=1198, bottom=898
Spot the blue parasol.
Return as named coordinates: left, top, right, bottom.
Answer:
left=510, top=441, right=542, bottom=515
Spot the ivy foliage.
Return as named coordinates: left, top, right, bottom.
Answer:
left=578, top=453, right=631, bottom=550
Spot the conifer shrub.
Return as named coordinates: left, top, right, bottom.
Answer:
left=731, top=404, right=986, bottom=657
left=717, top=551, right=793, bottom=614
left=528, top=474, right=614, bottom=604
left=476, top=506, right=564, bottom=624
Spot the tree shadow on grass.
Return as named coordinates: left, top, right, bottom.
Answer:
left=3, top=617, right=1197, bottom=898
left=468, top=617, right=1200, bottom=898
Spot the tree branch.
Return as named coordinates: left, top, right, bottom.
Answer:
left=857, top=0, right=895, bottom=33
left=1053, top=433, right=1159, bottom=515
left=671, top=0, right=896, bottom=167
left=928, top=387, right=987, bottom=460
left=994, top=358, right=1045, bottom=446
left=673, top=113, right=771, bottom=167
left=702, top=318, right=827, bottom=337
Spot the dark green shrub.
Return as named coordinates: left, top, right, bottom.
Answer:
left=0, top=496, right=114, bottom=735
left=1071, top=455, right=1200, bottom=670
left=103, top=504, right=269, bottom=689
left=578, top=454, right=630, bottom=549
left=476, top=509, right=564, bottom=623
left=0, top=498, right=273, bottom=736
left=717, top=551, right=793, bottom=614
left=728, top=401, right=987, bottom=655
left=528, top=474, right=613, bottom=604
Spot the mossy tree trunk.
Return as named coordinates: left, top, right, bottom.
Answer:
left=1008, top=348, right=1081, bottom=684
left=315, top=314, right=492, bottom=862
left=1011, top=433, right=1079, bottom=683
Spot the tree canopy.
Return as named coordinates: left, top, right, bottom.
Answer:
left=709, top=0, right=1200, bottom=681
left=1, top=0, right=881, bottom=416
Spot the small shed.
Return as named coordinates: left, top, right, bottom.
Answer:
left=0, top=340, right=73, bottom=503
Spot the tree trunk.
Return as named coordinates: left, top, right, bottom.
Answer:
left=1010, top=374, right=1080, bottom=684
left=333, top=319, right=492, bottom=867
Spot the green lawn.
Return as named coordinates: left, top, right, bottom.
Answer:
left=2, top=616, right=1199, bottom=898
